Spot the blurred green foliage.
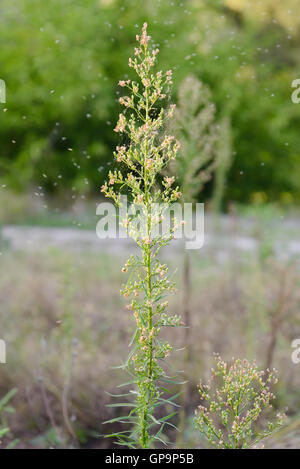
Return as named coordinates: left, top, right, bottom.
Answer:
left=0, top=0, right=300, bottom=204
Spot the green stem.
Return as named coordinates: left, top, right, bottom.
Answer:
left=140, top=42, right=154, bottom=449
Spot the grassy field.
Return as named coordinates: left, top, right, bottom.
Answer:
left=1, top=236, right=300, bottom=448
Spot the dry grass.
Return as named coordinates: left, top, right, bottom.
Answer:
left=0, top=246, right=300, bottom=448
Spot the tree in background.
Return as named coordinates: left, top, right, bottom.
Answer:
left=0, top=0, right=196, bottom=196
left=0, top=0, right=300, bottom=204
left=170, top=76, right=218, bottom=203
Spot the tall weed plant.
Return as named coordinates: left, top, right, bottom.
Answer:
left=102, top=23, right=183, bottom=448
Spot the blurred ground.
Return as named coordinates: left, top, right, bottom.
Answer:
left=0, top=211, right=300, bottom=448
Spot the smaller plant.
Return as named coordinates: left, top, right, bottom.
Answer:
left=194, top=355, right=284, bottom=449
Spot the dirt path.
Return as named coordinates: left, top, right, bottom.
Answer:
left=1, top=221, right=300, bottom=264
